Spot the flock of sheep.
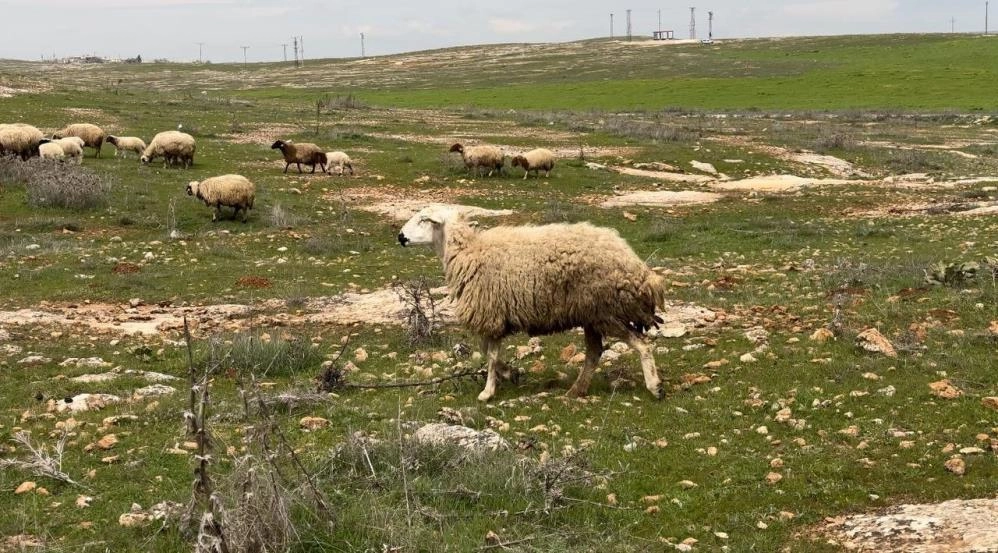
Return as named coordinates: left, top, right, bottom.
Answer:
left=1, top=119, right=670, bottom=402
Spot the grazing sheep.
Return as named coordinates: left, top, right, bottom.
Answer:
left=0, top=123, right=44, bottom=160
left=186, top=174, right=255, bottom=222
left=511, top=148, right=555, bottom=179
left=52, top=123, right=105, bottom=158
left=105, top=135, right=146, bottom=159
left=449, top=143, right=504, bottom=177
left=52, top=137, right=84, bottom=162
left=271, top=140, right=327, bottom=174
left=324, top=151, right=354, bottom=175
left=38, top=140, right=65, bottom=160
left=398, top=207, right=667, bottom=402
left=141, top=130, right=196, bottom=168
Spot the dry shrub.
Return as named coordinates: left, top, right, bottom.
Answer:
left=394, top=277, right=442, bottom=345
left=0, top=156, right=110, bottom=210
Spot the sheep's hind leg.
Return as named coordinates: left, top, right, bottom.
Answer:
left=478, top=337, right=503, bottom=402
left=566, top=327, right=603, bottom=398
left=626, top=332, right=662, bottom=399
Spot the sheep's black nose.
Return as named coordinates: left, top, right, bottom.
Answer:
left=397, top=232, right=409, bottom=247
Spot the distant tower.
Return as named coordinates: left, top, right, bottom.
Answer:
left=708, top=11, right=714, bottom=40
left=360, top=32, right=365, bottom=57
left=658, top=9, right=662, bottom=33
left=689, top=7, right=696, bottom=39
left=626, top=9, right=632, bottom=42
left=610, top=13, right=614, bottom=38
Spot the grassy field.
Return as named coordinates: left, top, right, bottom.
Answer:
left=0, top=33, right=997, bottom=552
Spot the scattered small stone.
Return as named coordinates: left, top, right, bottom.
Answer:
left=133, top=384, right=177, bottom=399
left=944, top=457, right=966, bottom=476
left=981, top=397, right=998, bottom=411
left=411, top=423, right=509, bottom=452
left=299, top=416, right=330, bottom=431
left=96, top=434, right=118, bottom=450
left=14, top=481, right=37, bottom=495
left=765, top=472, right=783, bottom=484
left=929, top=380, right=963, bottom=400
left=810, top=328, right=835, bottom=342
left=856, top=328, right=897, bottom=357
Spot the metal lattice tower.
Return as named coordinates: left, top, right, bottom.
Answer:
left=626, top=9, right=632, bottom=41
left=708, top=11, right=714, bottom=40
left=689, top=7, right=696, bottom=39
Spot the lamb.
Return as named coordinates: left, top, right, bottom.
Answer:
left=105, top=135, right=147, bottom=159
left=186, top=174, right=255, bottom=222
left=271, top=140, right=327, bottom=174
left=398, top=207, right=667, bottom=402
left=449, top=143, right=504, bottom=177
left=0, top=123, right=44, bottom=160
left=324, top=151, right=354, bottom=175
left=53, top=137, right=84, bottom=162
left=52, top=123, right=105, bottom=158
left=38, top=140, right=65, bottom=160
left=511, top=148, right=555, bottom=179
left=141, top=130, right=196, bottom=168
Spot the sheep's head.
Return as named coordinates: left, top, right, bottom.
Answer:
left=51, top=131, right=64, bottom=139
left=140, top=155, right=151, bottom=164
left=105, top=136, right=117, bottom=145
left=511, top=155, right=526, bottom=169
left=185, top=181, right=200, bottom=198
left=270, top=140, right=288, bottom=151
left=448, top=143, right=464, bottom=154
left=397, top=205, right=461, bottom=247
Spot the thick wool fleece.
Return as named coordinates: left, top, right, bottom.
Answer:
left=438, top=220, right=665, bottom=340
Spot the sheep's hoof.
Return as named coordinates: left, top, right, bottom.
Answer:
left=565, top=386, right=586, bottom=399
left=647, top=382, right=664, bottom=399
left=477, top=390, right=494, bottom=402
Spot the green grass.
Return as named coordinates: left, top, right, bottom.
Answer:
left=1, top=32, right=998, bottom=552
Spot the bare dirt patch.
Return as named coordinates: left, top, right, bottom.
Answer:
left=820, top=498, right=998, bottom=553
left=612, top=166, right=716, bottom=184
left=326, top=185, right=518, bottom=222
left=710, top=174, right=856, bottom=193
left=236, top=276, right=273, bottom=289
left=709, top=135, right=871, bottom=178
left=0, top=290, right=717, bottom=338
left=846, top=200, right=998, bottom=218
left=220, top=123, right=299, bottom=145
left=601, top=190, right=723, bottom=208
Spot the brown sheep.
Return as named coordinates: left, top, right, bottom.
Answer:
left=270, top=140, right=327, bottom=174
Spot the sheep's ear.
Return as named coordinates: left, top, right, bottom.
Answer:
left=419, top=214, right=445, bottom=225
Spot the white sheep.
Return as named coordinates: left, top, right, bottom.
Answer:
left=0, top=123, right=44, bottom=160
left=52, top=123, right=105, bottom=158
left=449, top=143, right=504, bottom=177
left=141, top=130, right=196, bottom=168
left=105, top=135, right=146, bottom=159
left=398, top=206, right=667, bottom=402
left=186, top=174, right=255, bottom=222
left=511, top=148, right=555, bottom=179
left=39, top=141, right=65, bottom=160
left=53, top=137, right=84, bottom=162
left=324, top=151, right=354, bottom=175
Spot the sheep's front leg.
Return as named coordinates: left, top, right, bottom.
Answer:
left=626, top=333, right=662, bottom=399
left=211, top=206, right=221, bottom=222
left=478, top=337, right=503, bottom=402
left=567, top=327, right=603, bottom=398
left=283, top=162, right=290, bottom=174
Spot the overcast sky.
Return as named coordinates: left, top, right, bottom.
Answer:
left=0, top=0, right=992, bottom=62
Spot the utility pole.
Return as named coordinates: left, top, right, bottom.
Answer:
left=299, top=36, right=304, bottom=64
left=689, top=7, right=696, bottom=39
left=360, top=32, right=365, bottom=57
left=240, top=45, right=248, bottom=64
left=610, top=13, right=614, bottom=38
left=282, top=43, right=288, bottom=62
left=293, top=36, right=300, bottom=67
left=196, top=42, right=204, bottom=63
left=987, top=1, right=990, bottom=34
left=658, top=9, right=662, bottom=33
left=951, top=17, right=956, bottom=33
left=626, top=9, right=632, bottom=41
